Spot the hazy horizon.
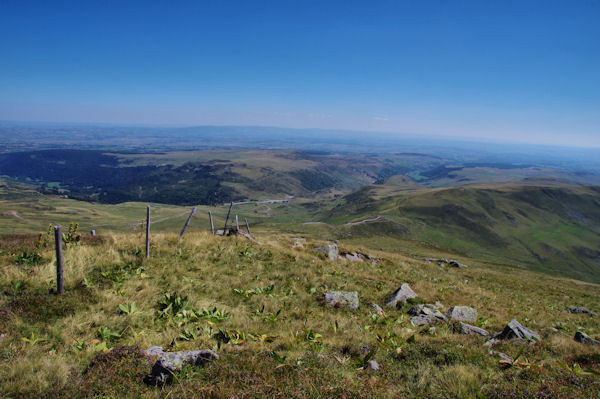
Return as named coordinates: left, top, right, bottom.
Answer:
left=1, top=1, right=599, bottom=147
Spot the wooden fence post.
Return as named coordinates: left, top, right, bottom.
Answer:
left=235, top=215, right=239, bottom=232
left=145, top=205, right=150, bottom=258
left=54, top=226, right=64, bottom=295
left=245, top=218, right=251, bottom=235
left=209, top=211, right=214, bottom=235
left=223, top=202, right=233, bottom=233
left=179, top=207, right=197, bottom=237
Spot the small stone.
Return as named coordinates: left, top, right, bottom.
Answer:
left=446, top=306, right=477, bottom=323
left=408, top=304, right=447, bottom=321
left=410, top=314, right=443, bottom=326
left=313, top=244, right=339, bottom=260
left=494, top=319, right=540, bottom=343
left=323, top=291, right=359, bottom=310
left=371, top=303, right=384, bottom=316
left=456, top=322, right=488, bottom=337
left=574, top=331, right=600, bottom=346
left=488, top=350, right=513, bottom=363
left=365, top=360, right=380, bottom=371
left=385, top=283, right=418, bottom=308
left=448, top=259, right=464, bottom=268
left=566, top=306, right=597, bottom=316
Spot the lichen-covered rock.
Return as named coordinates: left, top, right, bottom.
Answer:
left=446, top=306, right=477, bottom=323
left=385, top=283, right=418, bottom=308
left=567, top=306, right=597, bottom=316
left=410, top=314, right=443, bottom=326
left=494, top=319, right=540, bottom=343
left=323, top=291, right=359, bottom=310
left=574, top=331, right=600, bottom=346
left=313, top=244, right=339, bottom=260
left=371, top=303, right=384, bottom=316
left=456, top=322, right=488, bottom=336
left=408, top=304, right=447, bottom=322
left=144, top=346, right=219, bottom=385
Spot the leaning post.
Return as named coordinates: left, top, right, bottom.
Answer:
left=179, top=207, right=197, bottom=237
left=223, top=202, right=233, bottom=233
left=208, top=211, right=215, bottom=235
left=54, top=226, right=64, bottom=295
left=245, top=218, right=251, bottom=235
left=145, top=205, right=150, bottom=258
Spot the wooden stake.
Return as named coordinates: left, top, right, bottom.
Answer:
left=145, top=205, right=150, bottom=258
left=245, top=218, right=251, bottom=235
left=209, top=211, right=214, bottom=235
left=179, top=207, right=197, bottom=237
left=235, top=215, right=239, bottom=232
left=54, top=226, right=64, bottom=295
left=223, top=202, right=233, bottom=233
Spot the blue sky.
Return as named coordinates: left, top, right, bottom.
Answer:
left=1, top=0, right=599, bottom=146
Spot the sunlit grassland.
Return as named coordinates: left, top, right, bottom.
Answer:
left=0, top=231, right=599, bottom=398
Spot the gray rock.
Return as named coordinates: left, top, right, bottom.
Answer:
left=323, top=291, right=359, bottom=310
left=365, top=360, right=380, bottom=371
left=410, top=314, right=444, bottom=326
left=567, top=306, right=597, bottom=316
left=446, top=306, right=477, bottom=323
left=448, top=259, right=465, bottom=268
left=494, top=319, right=540, bottom=343
left=574, top=331, right=600, bottom=346
left=371, top=303, right=384, bottom=316
left=345, top=252, right=364, bottom=262
left=408, top=304, right=447, bottom=322
left=144, top=347, right=219, bottom=385
left=292, top=241, right=304, bottom=248
left=488, top=350, right=513, bottom=363
left=313, top=244, right=339, bottom=260
left=456, top=322, right=489, bottom=337
left=385, top=283, right=418, bottom=308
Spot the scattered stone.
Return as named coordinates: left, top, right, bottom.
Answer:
left=574, top=331, right=600, bottom=346
left=408, top=304, right=447, bottom=322
left=0, top=333, right=5, bottom=342
left=456, top=322, right=488, bottom=336
left=292, top=241, right=304, bottom=248
left=410, top=314, right=444, bottom=326
left=144, top=346, right=219, bottom=385
left=385, top=283, right=418, bottom=308
left=494, top=319, right=540, bottom=343
left=371, top=303, right=384, bottom=316
left=543, top=327, right=559, bottom=333
left=313, top=244, right=339, bottom=260
left=566, top=306, right=597, bottom=316
left=323, top=291, right=359, bottom=310
left=488, top=350, right=513, bottom=363
left=345, top=252, right=364, bottom=262
left=434, top=301, right=445, bottom=311
left=365, top=360, right=380, bottom=371
left=448, top=259, right=465, bottom=268
left=446, top=306, right=477, bottom=323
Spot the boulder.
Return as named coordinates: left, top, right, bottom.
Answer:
left=456, top=322, right=488, bottom=337
left=410, top=314, right=443, bottom=326
left=313, top=244, right=339, bottom=260
left=574, top=331, right=600, bottom=346
left=446, top=306, right=477, bottom=323
left=144, top=346, right=219, bottom=385
left=566, top=306, right=597, bottom=316
left=408, top=304, right=447, bottom=322
left=385, top=283, right=418, bottom=308
left=323, top=291, right=359, bottom=310
left=494, top=319, right=540, bottom=343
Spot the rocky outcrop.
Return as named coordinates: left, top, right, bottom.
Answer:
left=144, top=346, right=219, bottom=385
left=313, top=244, right=339, bottom=260
left=574, top=331, right=600, bottom=346
left=455, top=322, right=488, bottom=337
left=446, top=306, right=477, bottom=323
left=385, top=283, right=418, bottom=307
left=494, top=319, right=540, bottom=343
left=323, top=291, right=359, bottom=310
left=408, top=304, right=447, bottom=325
left=567, top=306, right=597, bottom=316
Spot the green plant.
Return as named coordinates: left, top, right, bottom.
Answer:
left=98, top=326, right=121, bottom=343
left=119, top=302, right=137, bottom=315
left=264, top=309, right=282, bottom=323
left=62, top=222, right=81, bottom=245
left=213, top=329, right=247, bottom=345
left=156, top=292, right=189, bottom=318
left=557, top=361, right=596, bottom=376
left=21, top=331, right=46, bottom=345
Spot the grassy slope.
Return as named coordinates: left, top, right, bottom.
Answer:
left=320, top=183, right=600, bottom=283
left=0, top=231, right=599, bottom=398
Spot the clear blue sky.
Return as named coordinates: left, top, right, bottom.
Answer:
left=1, top=0, right=599, bottom=146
